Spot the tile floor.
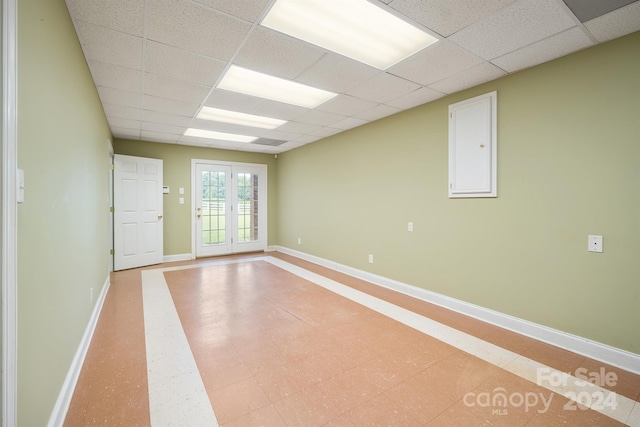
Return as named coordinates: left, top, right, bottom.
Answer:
left=64, top=252, right=640, bottom=426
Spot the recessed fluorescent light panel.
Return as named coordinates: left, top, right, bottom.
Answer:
left=217, top=66, right=337, bottom=108
left=184, top=128, right=258, bottom=143
left=262, top=0, right=438, bottom=70
left=197, top=106, right=287, bottom=129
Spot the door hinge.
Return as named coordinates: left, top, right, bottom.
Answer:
left=109, top=206, right=114, bottom=213
left=110, top=249, right=114, bottom=255
left=111, top=164, right=115, bottom=170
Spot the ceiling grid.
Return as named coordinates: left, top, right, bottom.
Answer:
left=64, top=0, right=640, bottom=153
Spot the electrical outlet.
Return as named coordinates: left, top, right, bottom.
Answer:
left=368, top=254, right=374, bottom=264
left=298, top=237, right=302, bottom=245
left=90, top=288, right=94, bottom=304
left=588, top=235, right=603, bottom=253
left=408, top=222, right=413, bottom=232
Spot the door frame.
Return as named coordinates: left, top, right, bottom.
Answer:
left=190, top=159, right=268, bottom=258
left=2, top=0, right=18, bottom=423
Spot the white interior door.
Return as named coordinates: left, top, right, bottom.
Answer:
left=114, top=154, right=163, bottom=270
left=193, top=160, right=267, bottom=257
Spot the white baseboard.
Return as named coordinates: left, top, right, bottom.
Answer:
left=163, top=253, right=193, bottom=263
left=275, top=246, right=640, bottom=375
left=48, top=276, right=111, bottom=427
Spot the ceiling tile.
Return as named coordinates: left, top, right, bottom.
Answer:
left=584, top=1, right=640, bottom=42
left=141, top=131, right=180, bottom=143
left=312, top=127, right=343, bottom=138
left=107, top=117, right=140, bottom=130
left=191, top=0, right=271, bottom=22
left=331, top=117, right=369, bottom=130
left=428, top=62, right=506, bottom=94
left=289, top=134, right=321, bottom=144
left=448, top=0, right=577, bottom=60
left=144, top=74, right=211, bottom=104
left=491, top=27, right=593, bottom=72
left=260, top=129, right=305, bottom=141
left=177, top=136, right=213, bottom=147
left=294, top=110, right=346, bottom=126
left=67, top=0, right=144, bottom=36
left=146, top=0, right=251, bottom=60
left=389, top=0, right=515, bottom=37
left=252, top=138, right=288, bottom=146
left=389, top=41, right=483, bottom=86
left=234, top=27, right=326, bottom=79
left=295, top=53, right=381, bottom=93
left=188, top=118, right=267, bottom=137
left=204, top=89, right=266, bottom=114
left=562, top=0, right=637, bottom=23
left=141, top=122, right=185, bottom=135
left=97, top=86, right=141, bottom=108
left=385, top=87, right=446, bottom=109
left=252, top=100, right=309, bottom=121
left=316, top=95, right=378, bottom=116
left=142, top=95, right=200, bottom=117
left=346, top=73, right=421, bottom=103
left=75, top=21, right=142, bottom=69
left=141, top=110, right=193, bottom=127
left=110, top=127, right=140, bottom=139
left=89, top=61, right=141, bottom=92
left=277, top=121, right=323, bottom=134
left=102, top=104, right=141, bottom=120
left=145, top=41, right=226, bottom=86
left=354, top=104, right=402, bottom=121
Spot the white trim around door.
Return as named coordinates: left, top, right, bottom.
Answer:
left=2, top=0, right=19, bottom=423
left=191, top=159, right=267, bottom=258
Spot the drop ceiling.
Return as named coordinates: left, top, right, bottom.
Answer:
left=66, top=0, right=640, bottom=154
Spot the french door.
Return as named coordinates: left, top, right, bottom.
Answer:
left=193, top=160, right=267, bottom=257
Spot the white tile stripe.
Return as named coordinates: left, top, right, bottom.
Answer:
left=142, top=269, right=218, bottom=427
left=140, top=256, right=639, bottom=426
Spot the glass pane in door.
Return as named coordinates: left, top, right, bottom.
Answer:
left=201, top=170, right=226, bottom=245
left=237, top=172, right=259, bottom=243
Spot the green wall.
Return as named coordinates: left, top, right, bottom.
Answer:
left=17, top=0, right=112, bottom=424
left=113, top=139, right=278, bottom=255
left=277, top=32, right=640, bottom=354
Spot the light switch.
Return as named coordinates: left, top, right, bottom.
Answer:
left=179, top=197, right=184, bottom=205
left=588, top=235, right=603, bottom=253
left=179, top=187, right=184, bottom=194
left=17, top=169, right=24, bottom=203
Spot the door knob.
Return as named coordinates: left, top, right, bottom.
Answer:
left=158, top=214, right=163, bottom=219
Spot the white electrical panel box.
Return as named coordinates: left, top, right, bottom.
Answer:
left=448, top=91, right=497, bottom=198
